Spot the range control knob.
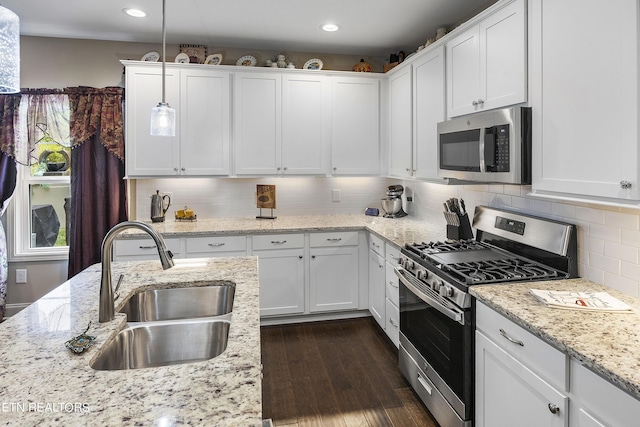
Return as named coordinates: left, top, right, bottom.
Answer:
left=432, top=280, right=442, bottom=292
left=404, top=259, right=415, bottom=270
left=416, top=270, right=427, bottom=280
left=439, top=285, right=453, bottom=298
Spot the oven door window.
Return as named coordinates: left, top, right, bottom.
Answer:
left=400, top=282, right=471, bottom=401
left=439, top=129, right=481, bottom=172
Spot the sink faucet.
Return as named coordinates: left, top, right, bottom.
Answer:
left=99, top=220, right=175, bottom=322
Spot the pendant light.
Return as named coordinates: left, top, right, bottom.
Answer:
left=150, top=0, right=176, bottom=136
left=0, top=6, right=20, bottom=93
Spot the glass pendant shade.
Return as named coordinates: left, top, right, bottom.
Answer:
left=0, top=6, right=20, bottom=93
left=150, top=102, right=176, bottom=136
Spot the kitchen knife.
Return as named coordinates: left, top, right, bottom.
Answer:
left=460, top=199, right=466, bottom=215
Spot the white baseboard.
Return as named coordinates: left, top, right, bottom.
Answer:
left=260, top=309, right=372, bottom=326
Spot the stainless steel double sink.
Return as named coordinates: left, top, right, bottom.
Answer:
left=91, top=282, right=236, bottom=371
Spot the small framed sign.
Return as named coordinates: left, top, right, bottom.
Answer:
left=179, top=44, right=207, bottom=64
left=256, top=185, right=276, bottom=219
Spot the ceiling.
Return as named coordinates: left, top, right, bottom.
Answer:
left=3, top=0, right=496, bottom=56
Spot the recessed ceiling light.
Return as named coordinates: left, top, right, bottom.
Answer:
left=321, top=23, right=340, bottom=32
left=123, top=8, right=147, bottom=18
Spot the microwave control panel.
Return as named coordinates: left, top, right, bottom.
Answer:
left=485, top=124, right=510, bottom=172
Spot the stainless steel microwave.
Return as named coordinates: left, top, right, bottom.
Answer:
left=437, top=107, right=531, bottom=184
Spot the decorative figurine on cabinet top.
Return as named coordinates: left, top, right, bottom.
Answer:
left=352, top=59, right=372, bottom=72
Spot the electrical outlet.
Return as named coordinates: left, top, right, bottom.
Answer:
left=16, top=269, right=27, bottom=284
left=332, top=189, right=341, bottom=202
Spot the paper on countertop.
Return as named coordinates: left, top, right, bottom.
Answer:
left=529, top=289, right=634, bottom=313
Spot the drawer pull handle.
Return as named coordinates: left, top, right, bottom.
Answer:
left=417, top=373, right=432, bottom=395
left=326, top=238, right=342, bottom=242
left=372, top=242, right=380, bottom=248
left=208, top=243, right=225, bottom=247
left=499, top=328, right=524, bottom=346
left=389, top=281, right=399, bottom=288
left=548, top=403, right=560, bottom=415
left=139, top=245, right=155, bottom=249
left=389, top=254, right=398, bottom=259
left=271, top=240, right=287, bottom=244
left=389, top=318, right=398, bottom=328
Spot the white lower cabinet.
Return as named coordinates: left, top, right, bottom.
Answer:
left=384, top=243, right=401, bottom=347
left=368, top=234, right=386, bottom=329
left=309, top=245, right=359, bottom=312
left=185, top=235, right=247, bottom=258
left=252, top=234, right=305, bottom=317
left=570, top=358, right=640, bottom=427
left=475, top=302, right=568, bottom=427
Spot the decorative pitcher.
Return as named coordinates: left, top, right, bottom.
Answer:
left=150, top=190, right=171, bottom=222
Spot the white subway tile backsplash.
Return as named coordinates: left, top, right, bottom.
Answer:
left=604, top=211, right=640, bottom=230
left=551, top=202, right=576, bottom=219
left=575, top=206, right=605, bottom=224
left=603, top=272, right=639, bottom=297
left=588, top=253, right=620, bottom=274
left=588, top=223, right=620, bottom=243
left=604, top=241, right=638, bottom=264
left=620, top=261, right=640, bottom=281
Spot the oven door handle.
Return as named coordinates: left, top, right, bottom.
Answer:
left=395, top=267, right=465, bottom=326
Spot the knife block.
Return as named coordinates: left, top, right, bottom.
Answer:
left=446, top=213, right=474, bottom=240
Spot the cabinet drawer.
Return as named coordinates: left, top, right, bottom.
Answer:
left=385, top=298, right=400, bottom=348
left=186, top=235, right=246, bottom=254
left=252, top=233, right=304, bottom=251
left=385, top=261, right=400, bottom=307
left=114, top=237, right=181, bottom=257
left=476, top=302, right=567, bottom=391
left=386, top=243, right=401, bottom=265
left=369, top=233, right=385, bottom=256
left=310, top=231, right=359, bottom=247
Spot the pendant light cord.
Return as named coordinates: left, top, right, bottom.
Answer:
left=161, top=0, right=167, bottom=104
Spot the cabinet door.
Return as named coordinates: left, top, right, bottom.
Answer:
left=368, top=250, right=386, bottom=328
left=180, top=69, right=230, bottom=175
left=282, top=74, right=330, bottom=175
left=530, top=0, right=640, bottom=200
left=385, top=298, right=399, bottom=348
left=480, top=0, right=527, bottom=111
left=331, top=77, right=380, bottom=175
left=413, top=45, right=446, bottom=180
left=234, top=72, right=282, bottom=175
left=255, top=248, right=305, bottom=316
left=388, top=67, right=413, bottom=177
left=309, top=246, right=359, bottom=312
left=475, top=331, right=569, bottom=427
left=446, top=26, right=481, bottom=117
left=125, top=66, right=180, bottom=176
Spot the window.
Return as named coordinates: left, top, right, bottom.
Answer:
left=8, top=94, right=71, bottom=261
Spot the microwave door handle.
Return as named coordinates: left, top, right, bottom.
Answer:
left=394, top=267, right=465, bottom=326
left=478, top=127, right=486, bottom=172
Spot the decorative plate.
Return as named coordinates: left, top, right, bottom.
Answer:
left=175, top=52, right=190, bottom=63
left=236, top=55, right=257, bottom=67
left=141, top=51, right=160, bottom=62
left=205, top=53, right=223, bottom=65
left=303, top=58, right=323, bottom=70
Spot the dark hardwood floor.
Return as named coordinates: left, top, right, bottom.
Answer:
left=261, top=317, right=439, bottom=427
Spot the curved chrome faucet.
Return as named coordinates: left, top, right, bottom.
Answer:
left=99, top=221, right=175, bottom=322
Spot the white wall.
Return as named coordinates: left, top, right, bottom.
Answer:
left=403, top=181, right=640, bottom=298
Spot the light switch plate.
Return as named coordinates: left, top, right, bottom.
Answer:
left=332, top=189, right=341, bottom=202
left=16, top=269, right=27, bottom=284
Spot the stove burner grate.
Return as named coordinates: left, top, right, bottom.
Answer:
left=446, top=258, right=560, bottom=284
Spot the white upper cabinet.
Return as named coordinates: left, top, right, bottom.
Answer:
left=180, top=69, right=230, bottom=175
left=530, top=0, right=640, bottom=202
left=412, top=45, right=446, bottom=180
left=233, top=72, right=282, bottom=175
left=124, top=63, right=230, bottom=177
left=234, top=72, right=330, bottom=175
left=388, top=67, right=413, bottom=177
left=331, top=76, right=380, bottom=175
left=446, top=0, right=527, bottom=118
left=125, top=65, right=180, bottom=176
left=282, top=74, right=330, bottom=175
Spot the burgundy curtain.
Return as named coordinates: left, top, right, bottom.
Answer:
left=67, top=87, right=127, bottom=278
left=0, top=94, right=20, bottom=320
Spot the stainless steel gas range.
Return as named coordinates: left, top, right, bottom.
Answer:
left=394, top=206, right=578, bottom=427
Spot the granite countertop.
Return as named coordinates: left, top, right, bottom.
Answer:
left=470, top=278, right=640, bottom=400
left=0, top=257, right=262, bottom=426
left=120, top=214, right=448, bottom=248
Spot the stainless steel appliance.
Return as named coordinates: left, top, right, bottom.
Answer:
left=381, top=185, right=407, bottom=218
left=437, top=107, right=532, bottom=184
left=150, top=190, right=171, bottom=223
left=394, top=206, right=577, bottom=427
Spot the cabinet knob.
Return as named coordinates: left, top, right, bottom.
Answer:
left=547, top=403, right=560, bottom=415
left=477, top=99, right=484, bottom=105
left=620, top=180, right=632, bottom=189
left=174, top=168, right=179, bottom=172
left=472, top=100, right=478, bottom=106
left=406, top=167, right=411, bottom=172
left=312, top=255, right=316, bottom=259
left=276, top=167, right=281, bottom=171
left=333, top=167, right=337, bottom=171
left=181, top=167, right=185, bottom=172
left=298, top=255, right=303, bottom=259
left=283, top=166, right=288, bottom=171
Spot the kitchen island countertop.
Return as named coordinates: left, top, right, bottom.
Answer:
left=471, top=279, right=640, bottom=401
left=0, top=257, right=261, bottom=426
